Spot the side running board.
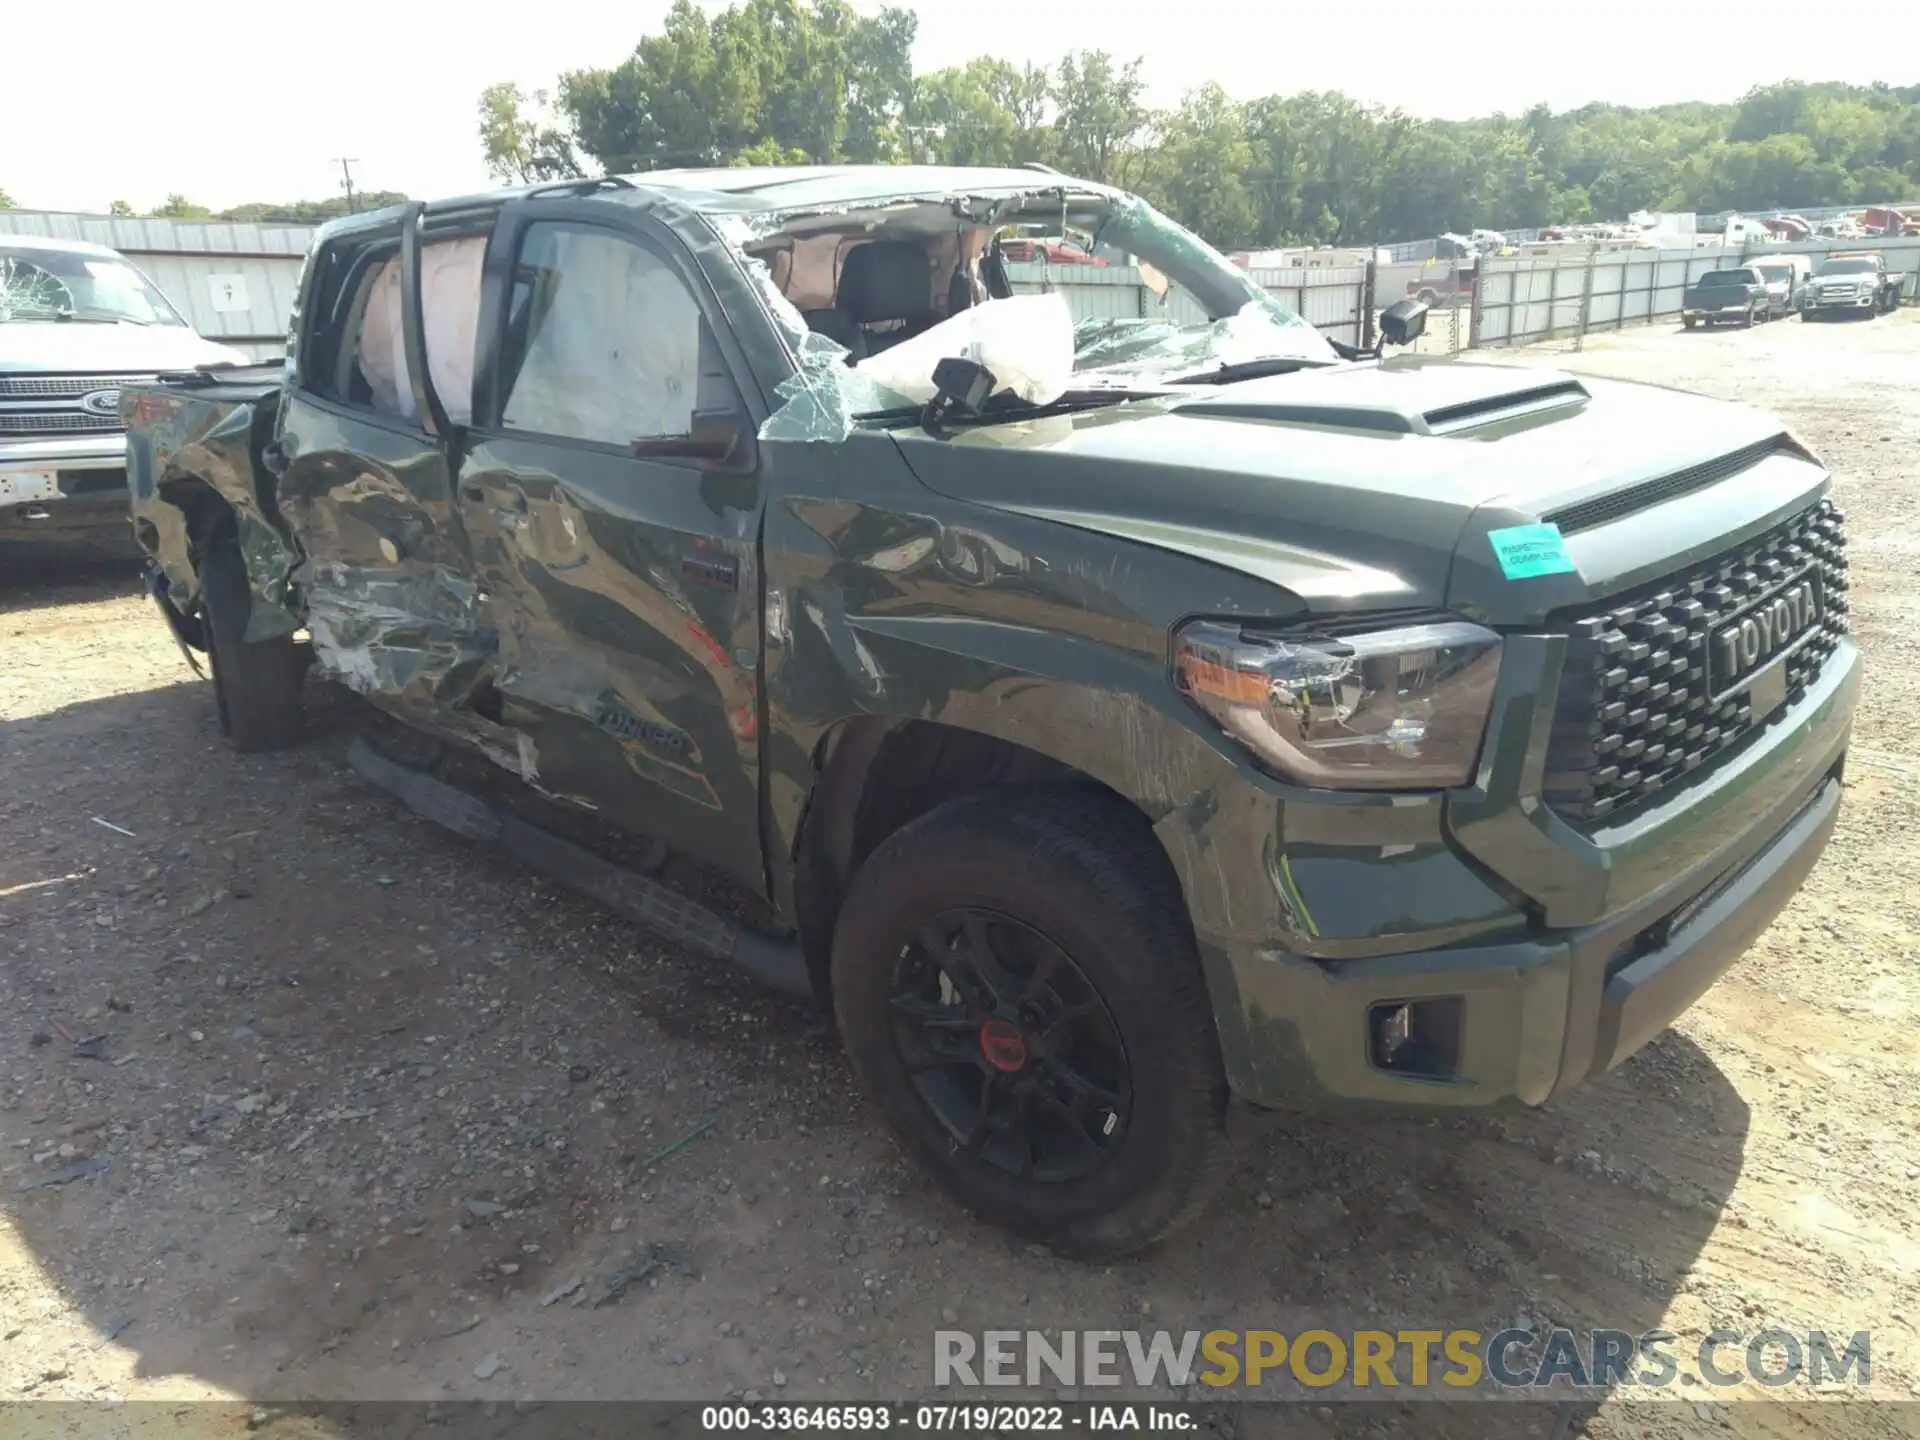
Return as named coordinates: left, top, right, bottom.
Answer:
left=346, top=737, right=813, bottom=1001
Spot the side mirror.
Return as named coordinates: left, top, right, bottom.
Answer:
left=630, top=402, right=749, bottom=464
left=931, top=357, right=996, bottom=416
left=1379, top=297, right=1430, bottom=347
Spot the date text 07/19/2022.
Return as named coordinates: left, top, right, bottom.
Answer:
left=699, top=1403, right=1193, bottom=1431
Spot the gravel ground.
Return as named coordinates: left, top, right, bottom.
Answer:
left=4, top=311, right=1920, bottom=1439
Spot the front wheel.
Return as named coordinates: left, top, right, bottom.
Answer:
left=1682, top=315, right=1697, bottom=330
left=199, top=543, right=306, bottom=751
left=831, top=788, right=1230, bottom=1258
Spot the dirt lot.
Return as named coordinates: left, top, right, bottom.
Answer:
left=4, top=311, right=1920, bottom=1438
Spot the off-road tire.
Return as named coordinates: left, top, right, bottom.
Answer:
left=831, top=786, right=1231, bottom=1259
left=199, top=543, right=305, bottom=752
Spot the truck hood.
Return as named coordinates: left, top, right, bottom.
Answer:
left=895, top=356, right=1828, bottom=627
left=0, top=322, right=248, bottom=373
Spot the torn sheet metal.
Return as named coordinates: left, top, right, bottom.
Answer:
left=297, top=559, right=494, bottom=713
left=236, top=509, right=302, bottom=642
left=125, top=383, right=305, bottom=639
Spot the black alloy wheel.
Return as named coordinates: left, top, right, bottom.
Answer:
left=888, top=907, right=1130, bottom=1183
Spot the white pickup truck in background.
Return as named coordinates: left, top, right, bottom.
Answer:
left=1, top=234, right=245, bottom=542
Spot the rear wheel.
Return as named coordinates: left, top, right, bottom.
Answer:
left=831, top=787, right=1230, bottom=1258
left=1740, top=303, right=1755, bottom=328
left=199, top=543, right=305, bottom=751
left=1682, top=315, right=1697, bottom=331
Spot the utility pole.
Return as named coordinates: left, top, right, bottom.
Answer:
left=334, top=157, right=360, bottom=212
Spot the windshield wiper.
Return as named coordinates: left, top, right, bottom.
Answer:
left=1168, top=355, right=1337, bottom=385
left=856, top=387, right=1156, bottom=430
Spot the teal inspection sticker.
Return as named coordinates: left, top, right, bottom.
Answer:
left=1488, top=522, right=1577, bottom=579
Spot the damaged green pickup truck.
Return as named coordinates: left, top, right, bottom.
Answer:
left=123, top=165, right=1856, bottom=1257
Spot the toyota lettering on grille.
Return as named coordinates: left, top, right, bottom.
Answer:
left=1709, top=569, right=1823, bottom=697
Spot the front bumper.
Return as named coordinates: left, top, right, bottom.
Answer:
left=1804, top=293, right=1875, bottom=311
left=0, top=436, right=130, bottom=534
left=1186, top=638, right=1857, bottom=1113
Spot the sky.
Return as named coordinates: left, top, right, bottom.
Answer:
left=7, top=0, right=1919, bottom=216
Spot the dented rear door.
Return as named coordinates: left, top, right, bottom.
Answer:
left=274, top=206, right=493, bottom=719
left=455, top=202, right=767, bottom=892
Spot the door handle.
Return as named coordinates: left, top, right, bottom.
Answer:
left=461, top=485, right=485, bottom=503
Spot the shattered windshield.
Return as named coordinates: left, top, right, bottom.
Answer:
left=0, top=246, right=187, bottom=325
left=1056, top=198, right=1337, bottom=385
left=726, top=185, right=1340, bottom=443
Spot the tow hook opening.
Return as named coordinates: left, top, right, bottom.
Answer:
left=1369, top=997, right=1464, bottom=1079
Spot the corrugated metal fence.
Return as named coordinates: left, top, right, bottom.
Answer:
left=0, top=211, right=314, bottom=360
left=1474, top=236, right=1920, bottom=348
left=46, top=206, right=1900, bottom=361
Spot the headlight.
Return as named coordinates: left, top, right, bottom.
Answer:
left=1173, top=618, right=1502, bottom=788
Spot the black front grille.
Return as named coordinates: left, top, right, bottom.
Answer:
left=0, top=412, right=120, bottom=435
left=1544, top=500, right=1849, bottom=823
left=0, top=373, right=150, bottom=397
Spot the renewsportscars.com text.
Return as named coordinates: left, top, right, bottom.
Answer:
left=933, top=1328, right=1871, bottom=1391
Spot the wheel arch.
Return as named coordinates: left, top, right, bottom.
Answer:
left=789, top=715, right=1193, bottom=1005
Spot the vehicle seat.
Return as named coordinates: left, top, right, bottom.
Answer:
left=947, top=264, right=987, bottom=314
left=836, top=241, right=935, bottom=355
left=802, top=307, right=867, bottom=360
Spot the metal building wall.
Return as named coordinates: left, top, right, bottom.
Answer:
left=0, top=210, right=315, bottom=360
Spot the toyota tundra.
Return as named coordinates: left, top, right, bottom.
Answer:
left=119, top=166, right=1856, bottom=1257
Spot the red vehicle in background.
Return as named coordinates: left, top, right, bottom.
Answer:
left=996, top=237, right=1109, bottom=266
left=1862, top=206, right=1920, bottom=237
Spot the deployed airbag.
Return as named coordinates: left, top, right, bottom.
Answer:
left=853, top=294, right=1074, bottom=407
left=357, top=237, right=485, bottom=424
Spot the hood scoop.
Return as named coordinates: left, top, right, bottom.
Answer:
left=1419, top=378, right=1588, bottom=434
left=1170, top=366, right=1590, bottom=437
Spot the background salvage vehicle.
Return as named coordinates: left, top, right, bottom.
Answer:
left=122, top=165, right=1856, bottom=1257
left=1800, top=252, right=1904, bottom=320
left=1749, top=257, right=1810, bottom=318
left=1680, top=266, right=1770, bottom=328
left=1, top=234, right=243, bottom=540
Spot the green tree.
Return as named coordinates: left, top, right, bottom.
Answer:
left=1140, top=85, right=1258, bottom=250
left=906, top=59, right=1020, bottom=166
left=0, top=186, right=15, bottom=211
left=1050, top=51, right=1146, bottom=185
left=108, top=199, right=135, bottom=216
left=484, top=30, right=1920, bottom=249
left=216, top=192, right=409, bottom=225
left=478, top=82, right=584, bottom=183
left=559, top=0, right=916, bottom=172
left=152, top=194, right=214, bottom=219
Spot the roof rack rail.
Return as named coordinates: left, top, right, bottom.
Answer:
left=526, top=176, right=637, bottom=200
